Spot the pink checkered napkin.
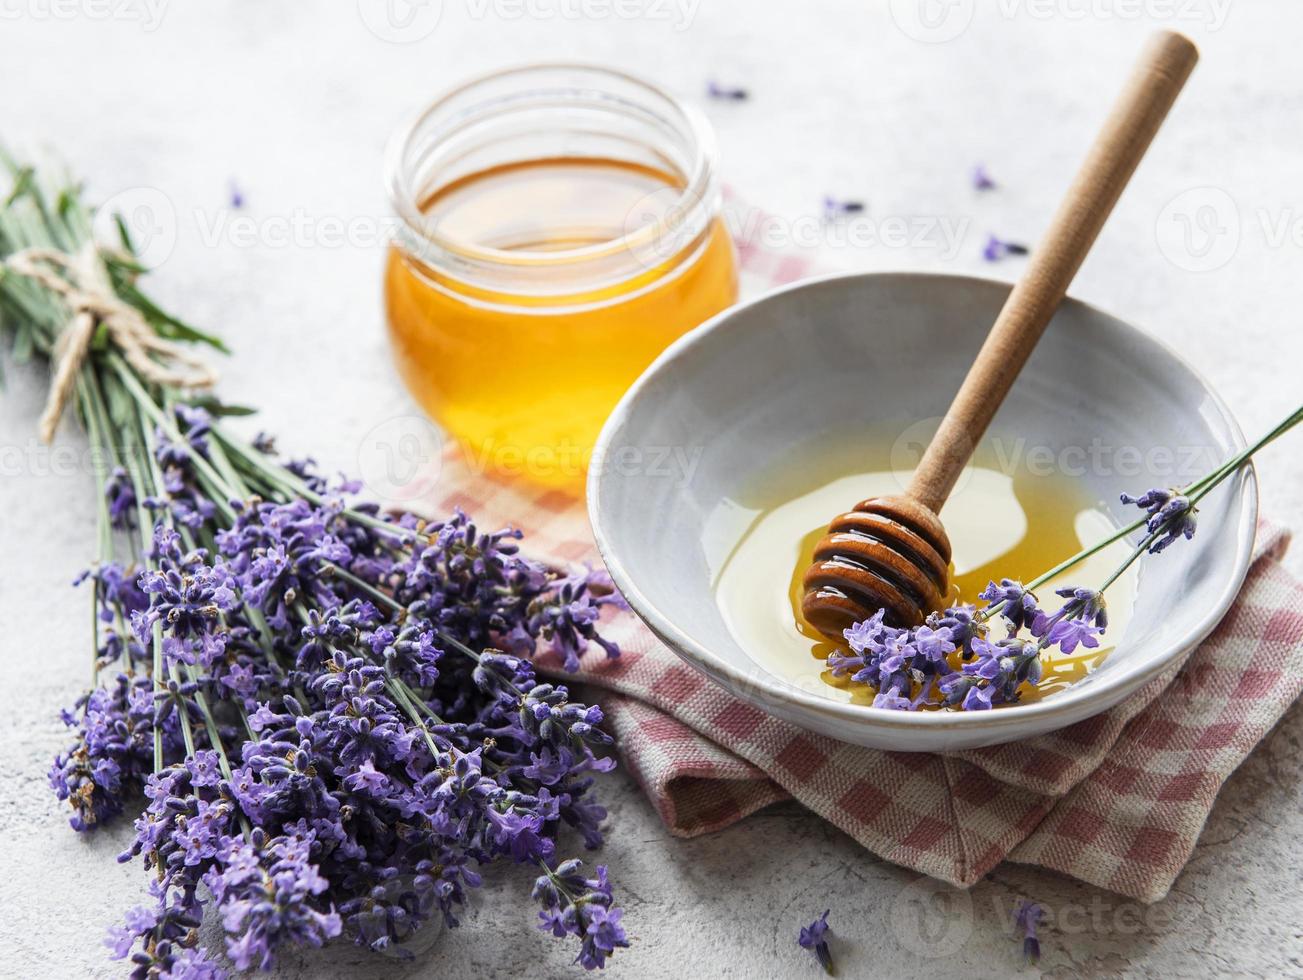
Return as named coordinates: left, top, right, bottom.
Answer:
left=419, top=220, right=1303, bottom=903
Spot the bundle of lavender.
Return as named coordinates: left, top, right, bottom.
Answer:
left=1, top=157, right=628, bottom=976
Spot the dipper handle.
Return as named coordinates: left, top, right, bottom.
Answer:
left=907, top=30, right=1199, bottom=514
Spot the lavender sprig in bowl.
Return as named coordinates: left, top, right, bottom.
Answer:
left=2, top=158, right=629, bottom=974
left=825, top=414, right=1302, bottom=715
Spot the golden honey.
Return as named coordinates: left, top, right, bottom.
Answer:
left=711, top=440, right=1138, bottom=707
left=384, top=67, right=738, bottom=490
left=385, top=158, right=737, bottom=488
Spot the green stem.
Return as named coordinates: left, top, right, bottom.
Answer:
left=1023, top=513, right=1147, bottom=594
left=83, top=369, right=152, bottom=680
left=321, top=562, right=399, bottom=611
left=107, top=353, right=238, bottom=520
left=112, top=370, right=168, bottom=770
left=77, top=381, right=112, bottom=688
left=1097, top=527, right=1162, bottom=595
left=129, top=374, right=285, bottom=670
left=1022, top=403, right=1303, bottom=595
left=166, top=664, right=199, bottom=759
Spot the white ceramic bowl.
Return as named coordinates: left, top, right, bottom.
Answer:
left=588, top=272, right=1257, bottom=751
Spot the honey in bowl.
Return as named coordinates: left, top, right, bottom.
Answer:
left=384, top=66, right=738, bottom=490
left=711, top=439, right=1138, bottom=707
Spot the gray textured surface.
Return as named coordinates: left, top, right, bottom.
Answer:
left=2, top=2, right=1303, bottom=977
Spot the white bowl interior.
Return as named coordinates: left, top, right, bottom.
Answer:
left=591, top=273, right=1255, bottom=749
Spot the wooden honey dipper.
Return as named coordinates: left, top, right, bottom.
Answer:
left=801, top=31, right=1200, bottom=640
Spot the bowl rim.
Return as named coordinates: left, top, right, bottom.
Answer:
left=588, top=270, right=1259, bottom=732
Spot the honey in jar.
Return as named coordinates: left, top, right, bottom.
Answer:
left=384, top=67, right=738, bottom=490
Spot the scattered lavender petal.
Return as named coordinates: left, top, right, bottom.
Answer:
left=823, top=196, right=866, bottom=220
left=972, top=164, right=997, bottom=191
left=983, top=234, right=1030, bottom=261
left=1014, top=900, right=1043, bottom=963
left=797, top=910, right=834, bottom=975
left=706, top=80, right=749, bottom=101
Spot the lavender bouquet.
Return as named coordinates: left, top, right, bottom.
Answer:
left=1, top=159, right=628, bottom=975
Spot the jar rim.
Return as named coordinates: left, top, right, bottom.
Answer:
left=383, top=62, right=718, bottom=274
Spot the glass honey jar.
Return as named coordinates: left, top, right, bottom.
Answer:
left=384, top=65, right=739, bottom=490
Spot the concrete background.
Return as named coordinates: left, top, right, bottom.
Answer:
left=2, top=1, right=1302, bottom=976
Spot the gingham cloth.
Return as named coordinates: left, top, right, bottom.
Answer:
left=423, top=222, right=1303, bottom=903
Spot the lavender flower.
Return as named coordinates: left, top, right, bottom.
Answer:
left=49, top=673, right=166, bottom=829
left=105, top=884, right=221, bottom=979
left=105, top=466, right=137, bottom=528
left=1033, top=586, right=1106, bottom=653
left=822, top=196, right=866, bottom=220
left=978, top=579, right=1041, bottom=632
left=1013, top=899, right=1042, bottom=963
left=972, top=164, right=997, bottom=191
left=1121, top=487, right=1198, bottom=553
left=204, top=830, right=342, bottom=970
left=964, top=637, right=1043, bottom=705
left=836, top=575, right=1115, bottom=711
left=797, top=909, right=834, bottom=975
left=706, top=80, right=748, bottom=100
left=933, top=603, right=981, bottom=659
left=530, top=568, right=624, bottom=671
left=533, top=861, right=629, bottom=970
left=982, top=234, right=1030, bottom=262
